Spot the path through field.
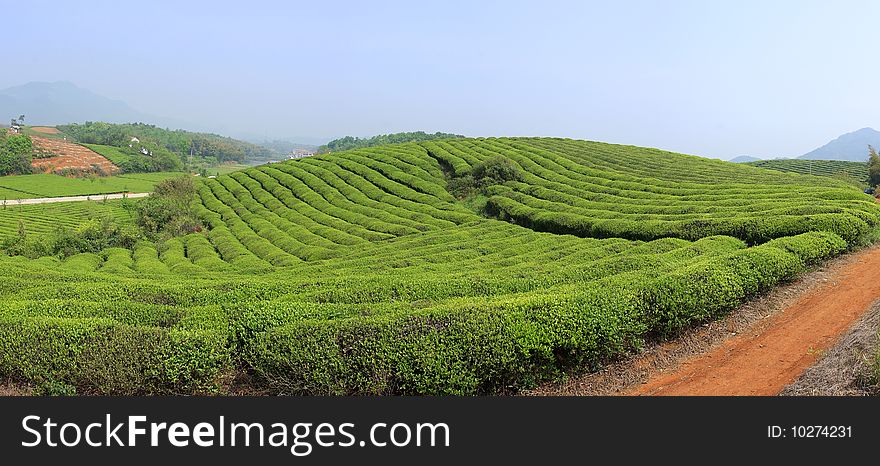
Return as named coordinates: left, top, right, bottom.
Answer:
left=630, top=246, right=880, bottom=396
left=2, top=192, right=150, bottom=205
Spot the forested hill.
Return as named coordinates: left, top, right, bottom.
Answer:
left=57, top=122, right=275, bottom=164
left=318, top=131, right=464, bottom=153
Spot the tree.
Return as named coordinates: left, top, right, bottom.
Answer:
left=318, top=131, right=465, bottom=153
left=471, top=156, right=523, bottom=184
left=137, top=176, right=203, bottom=238
left=868, top=145, right=880, bottom=187
left=0, top=132, right=33, bottom=175
left=56, top=122, right=273, bottom=166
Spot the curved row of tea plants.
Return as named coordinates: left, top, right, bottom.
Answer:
left=0, top=223, right=849, bottom=394
left=745, top=158, right=868, bottom=185
left=0, top=137, right=877, bottom=394
left=423, top=139, right=879, bottom=243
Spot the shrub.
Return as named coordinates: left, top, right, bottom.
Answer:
left=472, top=156, right=523, bottom=185
left=137, top=176, right=203, bottom=238
left=0, top=132, right=33, bottom=175
left=0, top=317, right=229, bottom=394
left=446, top=156, right=523, bottom=199
left=2, top=217, right=141, bottom=259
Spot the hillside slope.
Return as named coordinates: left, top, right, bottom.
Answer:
left=0, top=81, right=153, bottom=126
left=29, top=136, right=119, bottom=175
left=0, top=137, right=877, bottom=395
left=800, top=127, right=880, bottom=161
left=746, top=158, right=868, bottom=185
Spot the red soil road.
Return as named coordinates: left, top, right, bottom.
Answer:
left=30, top=136, right=119, bottom=175
left=630, top=246, right=880, bottom=396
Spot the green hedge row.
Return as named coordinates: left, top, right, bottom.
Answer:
left=259, top=167, right=396, bottom=241
left=240, top=231, right=845, bottom=394
left=487, top=194, right=872, bottom=244
left=0, top=314, right=228, bottom=394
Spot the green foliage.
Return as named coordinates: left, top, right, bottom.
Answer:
left=0, top=200, right=135, bottom=240
left=747, top=158, right=870, bottom=186
left=58, top=122, right=275, bottom=164
left=319, top=131, right=464, bottom=153
left=0, top=172, right=183, bottom=198
left=137, top=176, right=203, bottom=238
left=1, top=137, right=878, bottom=394
left=447, top=156, right=523, bottom=200
left=237, top=231, right=837, bottom=394
left=868, top=146, right=880, bottom=187
left=84, top=143, right=183, bottom=173
left=0, top=130, right=34, bottom=176
left=37, top=379, right=77, bottom=396
left=428, top=138, right=880, bottom=244
left=2, top=217, right=141, bottom=259
left=472, top=156, right=523, bottom=184
left=0, top=313, right=229, bottom=394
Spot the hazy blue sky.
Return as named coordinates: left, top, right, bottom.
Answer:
left=2, top=0, right=878, bottom=158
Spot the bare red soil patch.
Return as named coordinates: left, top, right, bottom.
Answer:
left=29, top=126, right=60, bottom=134
left=630, top=246, right=880, bottom=396
left=30, top=136, right=119, bottom=175
left=0, top=382, right=32, bottom=396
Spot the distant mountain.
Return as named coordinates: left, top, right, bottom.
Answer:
left=729, top=155, right=761, bottom=163
left=0, top=81, right=161, bottom=126
left=799, top=127, right=880, bottom=161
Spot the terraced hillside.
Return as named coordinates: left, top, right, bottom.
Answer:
left=746, top=158, right=869, bottom=186
left=30, top=136, right=120, bottom=175
left=0, top=137, right=877, bottom=395
left=431, top=139, right=875, bottom=243
left=0, top=200, right=135, bottom=237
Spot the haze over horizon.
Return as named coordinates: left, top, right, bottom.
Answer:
left=2, top=0, right=879, bottom=159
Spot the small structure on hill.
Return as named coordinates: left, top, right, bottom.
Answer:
left=288, top=149, right=315, bottom=159
left=9, top=114, right=24, bottom=134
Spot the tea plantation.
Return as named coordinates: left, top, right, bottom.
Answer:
left=0, top=137, right=876, bottom=394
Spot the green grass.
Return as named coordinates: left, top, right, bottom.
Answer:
left=114, top=172, right=189, bottom=183
left=82, top=144, right=133, bottom=166
left=0, top=172, right=185, bottom=198
left=0, top=137, right=877, bottom=395
left=0, top=187, right=37, bottom=200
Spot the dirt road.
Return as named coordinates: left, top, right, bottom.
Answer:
left=527, top=245, right=880, bottom=396
left=3, top=192, right=150, bottom=205
left=630, top=246, right=880, bottom=396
